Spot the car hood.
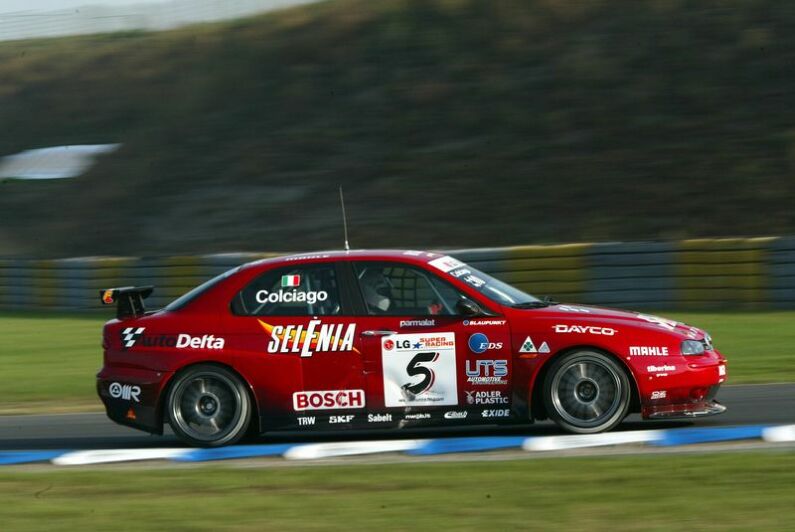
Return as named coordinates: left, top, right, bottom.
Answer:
left=520, top=304, right=705, bottom=339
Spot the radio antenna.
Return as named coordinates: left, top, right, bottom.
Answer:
left=339, top=185, right=350, bottom=251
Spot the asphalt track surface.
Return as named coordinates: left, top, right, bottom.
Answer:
left=0, top=384, right=792, bottom=451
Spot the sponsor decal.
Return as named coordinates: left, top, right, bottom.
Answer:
left=718, top=365, right=726, bottom=376
left=462, top=319, right=507, bottom=326
left=468, top=333, right=503, bottom=354
left=465, top=390, right=509, bottom=405
left=465, top=359, right=508, bottom=385
left=297, top=416, right=315, bottom=426
left=399, top=319, right=436, bottom=328
left=629, top=346, right=669, bottom=357
left=101, top=289, right=115, bottom=305
left=293, top=390, right=365, bottom=411
left=519, top=336, right=536, bottom=353
left=329, top=415, right=355, bottom=424
left=281, top=274, right=301, bottom=287
left=647, top=365, right=676, bottom=373
left=444, top=411, right=468, bottom=419
left=259, top=320, right=358, bottom=357
left=651, top=390, right=667, bottom=400
left=553, top=325, right=617, bottom=336
left=446, top=266, right=487, bottom=288
left=255, top=288, right=328, bottom=305
left=176, top=334, right=225, bottom=350
left=121, top=328, right=224, bottom=350
left=382, top=333, right=458, bottom=407
left=121, top=327, right=145, bottom=349
left=558, top=305, right=591, bottom=313
left=428, top=256, right=466, bottom=273
left=404, top=413, right=431, bottom=420
left=109, top=382, right=140, bottom=402
left=538, top=341, right=550, bottom=354
left=481, top=409, right=510, bottom=418
left=638, top=314, right=678, bottom=331
left=368, top=413, right=393, bottom=423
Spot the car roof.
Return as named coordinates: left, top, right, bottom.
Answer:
left=243, top=249, right=449, bottom=271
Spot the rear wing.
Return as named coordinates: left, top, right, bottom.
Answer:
left=100, top=286, right=154, bottom=319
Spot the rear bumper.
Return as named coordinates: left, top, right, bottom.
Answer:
left=96, top=366, right=173, bottom=435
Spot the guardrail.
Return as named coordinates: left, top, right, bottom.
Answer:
left=1, top=237, right=793, bottom=312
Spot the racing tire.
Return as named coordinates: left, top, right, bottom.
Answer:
left=166, top=364, right=251, bottom=447
left=542, top=350, right=631, bottom=434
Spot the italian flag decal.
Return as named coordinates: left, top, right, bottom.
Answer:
left=281, top=274, right=301, bottom=287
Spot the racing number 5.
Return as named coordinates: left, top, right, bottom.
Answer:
left=402, top=352, right=439, bottom=395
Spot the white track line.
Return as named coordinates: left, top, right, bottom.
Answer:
left=52, top=448, right=190, bottom=465
left=762, top=425, right=795, bottom=443
left=523, top=430, right=664, bottom=451
left=283, top=439, right=428, bottom=460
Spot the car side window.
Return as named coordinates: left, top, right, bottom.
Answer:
left=353, top=261, right=466, bottom=316
left=232, top=264, right=341, bottom=316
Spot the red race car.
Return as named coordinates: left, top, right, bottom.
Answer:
left=97, top=250, right=727, bottom=447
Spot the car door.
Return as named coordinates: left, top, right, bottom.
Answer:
left=227, top=261, right=366, bottom=431
left=348, top=260, right=513, bottom=426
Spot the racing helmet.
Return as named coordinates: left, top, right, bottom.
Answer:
left=359, top=268, right=391, bottom=313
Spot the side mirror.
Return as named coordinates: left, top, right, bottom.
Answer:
left=456, top=298, right=483, bottom=317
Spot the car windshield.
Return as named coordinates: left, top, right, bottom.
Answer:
left=427, top=256, right=541, bottom=307
left=165, top=266, right=240, bottom=311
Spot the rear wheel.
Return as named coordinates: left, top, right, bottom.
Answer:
left=167, top=364, right=251, bottom=447
left=543, top=350, right=630, bottom=434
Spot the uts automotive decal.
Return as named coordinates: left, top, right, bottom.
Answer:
left=259, top=320, right=358, bottom=357
left=382, top=333, right=458, bottom=407
left=293, top=390, right=365, bottom=411
left=465, top=359, right=508, bottom=385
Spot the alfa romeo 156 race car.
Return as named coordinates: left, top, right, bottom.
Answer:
left=97, top=250, right=727, bottom=447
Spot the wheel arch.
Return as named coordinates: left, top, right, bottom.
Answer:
left=529, top=345, right=641, bottom=421
left=156, top=360, right=262, bottom=435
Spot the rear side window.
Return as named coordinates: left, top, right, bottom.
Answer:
left=231, top=264, right=341, bottom=316
left=353, top=261, right=465, bottom=316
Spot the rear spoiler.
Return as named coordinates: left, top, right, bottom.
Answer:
left=100, top=286, right=154, bottom=319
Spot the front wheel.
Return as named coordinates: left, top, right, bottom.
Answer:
left=166, top=364, right=251, bottom=447
left=543, top=350, right=631, bottom=434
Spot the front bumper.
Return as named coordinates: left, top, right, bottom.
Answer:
left=640, top=354, right=727, bottom=420
left=96, top=366, right=173, bottom=434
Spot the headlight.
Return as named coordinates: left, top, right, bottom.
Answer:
left=681, top=339, right=705, bottom=356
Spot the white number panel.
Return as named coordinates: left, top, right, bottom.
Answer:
left=381, top=332, right=458, bottom=407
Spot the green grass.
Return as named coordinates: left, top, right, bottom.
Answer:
left=0, top=311, right=793, bottom=414
left=0, top=453, right=794, bottom=530
left=2, top=0, right=795, bottom=257
left=0, top=314, right=103, bottom=413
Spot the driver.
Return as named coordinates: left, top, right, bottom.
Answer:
left=359, top=268, right=391, bottom=313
